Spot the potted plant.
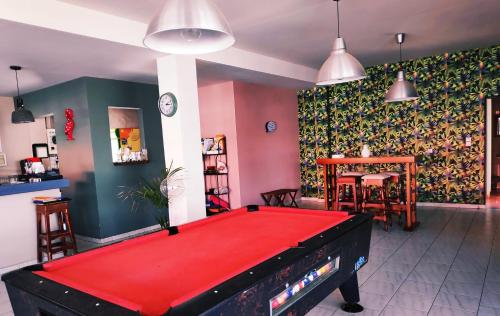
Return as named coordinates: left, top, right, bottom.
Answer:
left=117, top=161, right=183, bottom=230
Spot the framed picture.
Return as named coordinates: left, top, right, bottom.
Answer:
left=32, top=143, right=49, bottom=159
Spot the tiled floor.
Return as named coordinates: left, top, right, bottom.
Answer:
left=1, top=205, right=499, bottom=316
left=306, top=205, right=500, bottom=316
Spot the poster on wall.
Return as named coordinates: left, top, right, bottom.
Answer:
left=110, top=128, right=143, bottom=163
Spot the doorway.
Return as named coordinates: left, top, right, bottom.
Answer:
left=486, top=97, right=500, bottom=207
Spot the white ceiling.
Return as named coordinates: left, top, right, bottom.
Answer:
left=1, top=0, right=499, bottom=96
left=60, top=0, right=500, bottom=68
left=0, top=20, right=161, bottom=96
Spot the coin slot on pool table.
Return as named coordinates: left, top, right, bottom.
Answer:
left=269, top=255, right=341, bottom=315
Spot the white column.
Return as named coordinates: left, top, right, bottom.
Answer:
left=157, top=55, right=206, bottom=226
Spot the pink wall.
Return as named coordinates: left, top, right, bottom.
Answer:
left=198, top=81, right=300, bottom=208
left=198, top=81, right=242, bottom=207
left=233, top=81, right=300, bottom=206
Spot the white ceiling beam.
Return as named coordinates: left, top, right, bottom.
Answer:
left=198, top=47, right=317, bottom=84
left=0, top=0, right=146, bottom=47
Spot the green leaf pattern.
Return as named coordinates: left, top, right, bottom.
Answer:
left=298, top=45, right=499, bottom=204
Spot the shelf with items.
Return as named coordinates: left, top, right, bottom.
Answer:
left=202, top=136, right=230, bottom=216
left=204, top=172, right=228, bottom=176
left=113, top=160, right=149, bottom=166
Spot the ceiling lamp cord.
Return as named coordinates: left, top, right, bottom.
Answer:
left=335, top=0, right=340, bottom=38
left=9, top=65, right=34, bottom=123
left=399, top=41, right=403, bottom=70
left=14, top=69, right=21, bottom=103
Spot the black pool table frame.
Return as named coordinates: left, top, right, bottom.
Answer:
left=2, top=209, right=373, bottom=316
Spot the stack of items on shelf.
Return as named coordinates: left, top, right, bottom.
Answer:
left=202, top=135, right=230, bottom=215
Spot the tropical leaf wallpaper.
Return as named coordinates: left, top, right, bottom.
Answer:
left=298, top=45, right=499, bottom=204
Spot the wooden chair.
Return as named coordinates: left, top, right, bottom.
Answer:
left=361, top=174, right=392, bottom=231
left=36, top=200, right=77, bottom=262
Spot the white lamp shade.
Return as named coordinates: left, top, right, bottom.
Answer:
left=144, top=0, right=235, bottom=54
left=385, top=70, right=419, bottom=102
left=316, top=38, right=366, bottom=85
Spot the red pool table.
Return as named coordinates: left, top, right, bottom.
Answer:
left=2, top=206, right=372, bottom=316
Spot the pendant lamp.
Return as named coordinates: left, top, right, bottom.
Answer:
left=316, top=0, right=366, bottom=85
left=10, top=66, right=34, bottom=124
left=385, top=33, right=419, bottom=102
left=143, top=0, right=235, bottom=54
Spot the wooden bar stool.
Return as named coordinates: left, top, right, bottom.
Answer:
left=361, top=174, right=392, bottom=231
left=384, top=171, right=406, bottom=224
left=36, top=200, right=77, bottom=262
left=334, top=172, right=364, bottom=213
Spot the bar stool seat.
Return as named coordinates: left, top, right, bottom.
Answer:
left=362, top=174, right=391, bottom=180
left=361, top=173, right=391, bottom=231
left=383, top=171, right=402, bottom=177
left=36, top=200, right=77, bottom=262
left=341, top=172, right=366, bottom=177
left=335, top=174, right=363, bottom=213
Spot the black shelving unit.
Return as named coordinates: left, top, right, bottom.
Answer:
left=202, top=138, right=230, bottom=216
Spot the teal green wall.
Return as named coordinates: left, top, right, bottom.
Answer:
left=23, top=77, right=165, bottom=239
left=85, top=78, right=165, bottom=238
left=22, top=78, right=101, bottom=237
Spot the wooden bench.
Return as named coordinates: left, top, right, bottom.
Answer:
left=260, top=189, right=299, bottom=207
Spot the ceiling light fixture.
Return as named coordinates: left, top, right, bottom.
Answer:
left=385, top=33, right=419, bottom=102
left=316, top=0, right=366, bottom=85
left=143, top=0, right=235, bottom=55
left=10, top=66, right=34, bottom=124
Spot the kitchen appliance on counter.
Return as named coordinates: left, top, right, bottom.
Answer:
left=19, top=158, right=63, bottom=182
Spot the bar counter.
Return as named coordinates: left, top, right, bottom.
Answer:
left=0, top=179, right=69, bottom=273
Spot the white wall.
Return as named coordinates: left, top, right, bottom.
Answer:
left=0, top=188, right=62, bottom=272
left=0, top=96, right=50, bottom=176
left=0, top=96, right=33, bottom=176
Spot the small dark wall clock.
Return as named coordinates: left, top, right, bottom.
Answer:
left=158, top=92, right=178, bottom=117
left=265, top=121, right=277, bottom=133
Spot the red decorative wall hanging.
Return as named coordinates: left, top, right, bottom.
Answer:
left=64, top=108, right=75, bottom=141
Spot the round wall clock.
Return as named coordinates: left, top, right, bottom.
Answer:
left=265, top=120, right=277, bottom=133
left=158, top=92, right=178, bottom=117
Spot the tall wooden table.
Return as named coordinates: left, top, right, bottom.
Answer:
left=317, top=156, right=419, bottom=231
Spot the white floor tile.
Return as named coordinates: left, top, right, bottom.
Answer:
left=428, top=305, right=476, bottom=316
left=333, top=307, right=380, bottom=316
left=397, top=280, right=440, bottom=298
left=478, top=305, right=500, bottom=316
left=440, top=279, right=483, bottom=298
left=381, top=305, right=426, bottom=316
left=387, top=291, right=434, bottom=312
left=306, top=306, right=337, bottom=316
left=433, top=291, right=480, bottom=312
left=481, top=292, right=500, bottom=309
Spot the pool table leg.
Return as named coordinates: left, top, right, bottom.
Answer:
left=339, top=272, right=364, bottom=313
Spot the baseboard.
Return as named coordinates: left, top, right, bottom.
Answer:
left=418, top=202, right=485, bottom=209
left=300, top=197, right=324, bottom=202
left=76, top=224, right=161, bottom=244
left=0, top=259, right=38, bottom=276
left=299, top=197, right=485, bottom=209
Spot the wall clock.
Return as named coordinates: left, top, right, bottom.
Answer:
left=265, top=121, right=277, bottom=133
left=158, top=92, right=178, bottom=117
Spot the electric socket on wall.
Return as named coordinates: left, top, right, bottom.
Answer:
left=465, top=136, right=472, bottom=147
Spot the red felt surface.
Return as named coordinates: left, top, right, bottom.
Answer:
left=35, top=207, right=351, bottom=316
